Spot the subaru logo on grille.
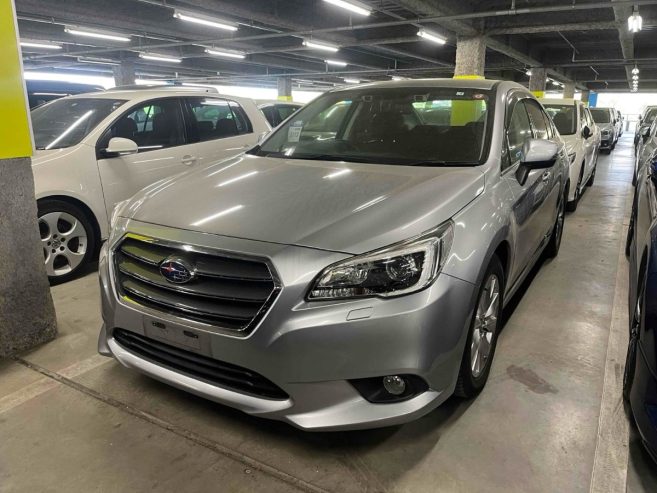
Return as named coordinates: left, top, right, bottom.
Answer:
left=159, top=257, right=196, bottom=284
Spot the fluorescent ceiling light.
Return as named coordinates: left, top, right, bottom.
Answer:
left=628, top=9, right=643, bottom=33
left=325, top=59, right=347, bottom=66
left=139, top=53, right=182, bottom=63
left=526, top=70, right=532, bottom=76
left=632, top=66, right=640, bottom=75
left=205, top=48, right=246, bottom=59
left=343, top=78, right=360, bottom=84
left=303, top=40, right=339, bottom=52
left=391, top=76, right=408, bottom=81
left=65, top=27, right=131, bottom=42
left=323, top=0, right=370, bottom=16
left=632, top=74, right=639, bottom=80
left=173, top=10, right=238, bottom=31
left=20, top=41, right=62, bottom=50
left=77, top=56, right=120, bottom=66
left=417, top=29, right=446, bottom=45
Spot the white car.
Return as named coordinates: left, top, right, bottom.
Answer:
left=31, top=87, right=271, bottom=283
left=541, top=98, right=600, bottom=211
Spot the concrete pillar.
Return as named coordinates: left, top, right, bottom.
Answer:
left=113, top=61, right=136, bottom=86
left=277, top=77, right=292, bottom=101
left=563, top=82, right=576, bottom=99
left=581, top=89, right=591, bottom=106
left=529, top=68, right=548, bottom=98
left=454, top=35, right=486, bottom=78
left=0, top=0, right=57, bottom=357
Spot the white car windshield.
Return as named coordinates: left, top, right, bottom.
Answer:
left=32, top=98, right=126, bottom=150
left=544, top=105, right=576, bottom=135
left=251, top=87, right=493, bottom=166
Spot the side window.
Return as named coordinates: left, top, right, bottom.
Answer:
left=504, top=100, right=533, bottom=171
left=228, top=101, right=253, bottom=135
left=105, top=98, right=185, bottom=152
left=276, top=105, right=299, bottom=124
left=524, top=100, right=549, bottom=140
left=186, top=98, right=236, bottom=142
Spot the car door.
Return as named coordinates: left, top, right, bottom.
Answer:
left=503, top=96, right=553, bottom=283
left=579, top=104, right=595, bottom=175
left=96, top=97, right=191, bottom=217
left=183, top=97, right=257, bottom=167
left=584, top=108, right=601, bottom=153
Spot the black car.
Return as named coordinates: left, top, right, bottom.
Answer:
left=626, top=147, right=657, bottom=463
left=26, top=80, right=104, bottom=108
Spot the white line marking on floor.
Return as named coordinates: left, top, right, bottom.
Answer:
left=589, top=179, right=632, bottom=493
left=0, top=354, right=112, bottom=415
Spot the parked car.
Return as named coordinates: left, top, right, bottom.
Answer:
left=625, top=143, right=657, bottom=463
left=590, top=107, right=618, bottom=152
left=32, top=86, right=270, bottom=283
left=634, top=117, right=657, bottom=186
left=257, top=100, right=303, bottom=127
left=26, top=79, right=104, bottom=108
left=541, top=98, right=600, bottom=211
left=636, top=106, right=657, bottom=153
left=98, top=79, right=569, bottom=430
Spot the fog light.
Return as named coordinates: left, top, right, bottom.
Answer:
left=382, top=375, right=406, bottom=395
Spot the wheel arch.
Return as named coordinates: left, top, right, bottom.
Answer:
left=37, top=195, right=102, bottom=252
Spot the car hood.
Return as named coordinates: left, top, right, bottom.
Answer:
left=123, top=155, right=485, bottom=254
left=30, top=148, right=78, bottom=167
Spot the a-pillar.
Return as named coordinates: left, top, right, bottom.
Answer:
left=563, top=82, right=576, bottom=99
left=581, top=89, right=591, bottom=106
left=113, top=61, right=136, bottom=86
left=529, top=68, right=548, bottom=98
left=0, top=0, right=57, bottom=357
left=453, top=35, right=486, bottom=79
left=277, top=77, right=292, bottom=102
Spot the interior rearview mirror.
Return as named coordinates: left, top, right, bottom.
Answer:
left=516, top=139, right=559, bottom=186
left=582, top=126, right=591, bottom=139
left=104, top=137, right=138, bottom=157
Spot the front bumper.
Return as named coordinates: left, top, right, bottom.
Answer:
left=600, top=137, right=613, bottom=149
left=630, top=341, right=657, bottom=463
left=98, top=221, right=477, bottom=431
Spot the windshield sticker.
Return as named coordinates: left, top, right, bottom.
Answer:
left=288, top=123, right=303, bottom=142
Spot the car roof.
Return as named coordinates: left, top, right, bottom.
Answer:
left=256, top=100, right=303, bottom=106
left=64, top=87, right=249, bottom=102
left=329, top=78, right=502, bottom=93
left=539, top=98, right=578, bottom=105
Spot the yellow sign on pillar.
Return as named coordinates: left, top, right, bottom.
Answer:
left=0, top=0, right=33, bottom=159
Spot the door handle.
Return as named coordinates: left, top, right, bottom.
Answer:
left=181, top=155, right=197, bottom=166
left=541, top=171, right=551, bottom=182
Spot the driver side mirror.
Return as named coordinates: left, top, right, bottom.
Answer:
left=582, top=126, right=592, bottom=139
left=516, top=139, right=559, bottom=186
left=103, top=137, right=138, bottom=157
left=642, top=126, right=651, bottom=143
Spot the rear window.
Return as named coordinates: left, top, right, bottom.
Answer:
left=590, top=108, right=611, bottom=124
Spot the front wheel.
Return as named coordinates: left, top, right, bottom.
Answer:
left=587, top=164, right=596, bottom=187
left=545, top=187, right=566, bottom=258
left=38, top=200, right=96, bottom=284
left=624, top=282, right=643, bottom=401
left=454, top=256, right=504, bottom=398
left=566, top=165, right=584, bottom=212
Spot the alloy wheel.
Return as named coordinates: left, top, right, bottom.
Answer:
left=471, top=274, right=500, bottom=378
left=39, top=211, right=88, bottom=277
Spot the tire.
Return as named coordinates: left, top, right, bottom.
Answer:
left=626, top=212, right=635, bottom=258
left=454, top=255, right=504, bottom=398
left=566, top=165, right=584, bottom=212
left=624, top=280, right=644, bottom=401
left=37, top=199, right=96, bottom=285
left=545, top=186, right=566, bottom=258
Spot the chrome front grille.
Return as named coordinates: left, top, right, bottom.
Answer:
left=113, top=236, right=279, bottom=332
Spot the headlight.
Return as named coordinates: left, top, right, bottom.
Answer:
left=602, top=129, right=610, bottom=136
left=110, top=199, right=130, bottom=229
left=308, top=221, right=453, bottom=300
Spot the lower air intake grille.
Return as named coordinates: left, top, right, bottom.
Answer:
left=113, top=328, right=288, bottom=400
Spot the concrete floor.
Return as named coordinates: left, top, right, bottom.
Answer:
left=2, top=135, right=656, bottom=492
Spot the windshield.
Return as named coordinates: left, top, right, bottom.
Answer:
left=251, top=87, right=493, bottom=166
left=544, top=104, right=576, bottom=135
left=590, top=108, right=611, bottom=124
left=32, top=98, right=126, bottom=150
left=644, top=108, right=657, bottom=126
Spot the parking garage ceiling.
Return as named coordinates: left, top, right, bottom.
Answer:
left=16, top=0, right=657, bottom=92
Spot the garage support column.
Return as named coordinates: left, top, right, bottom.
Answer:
left=581, top=89, right=591, bottom=106
left=563, top=82, right=576, bottom=99
left=453, top=35, right=486, bottom=79
left=529, top=68, right=548, bottom=98
left=113, top=61, right=136, bottom=87
left=277, top=77, right=292, bottom=102
left=0, top=0, right=57, bottom=357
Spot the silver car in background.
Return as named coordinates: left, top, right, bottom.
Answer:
left=590, top=107, right=619, bottom=153
left=98, top=79, right=569, bottom=430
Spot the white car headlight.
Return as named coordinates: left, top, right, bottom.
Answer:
left=308, top=221, right=453, bottom=300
